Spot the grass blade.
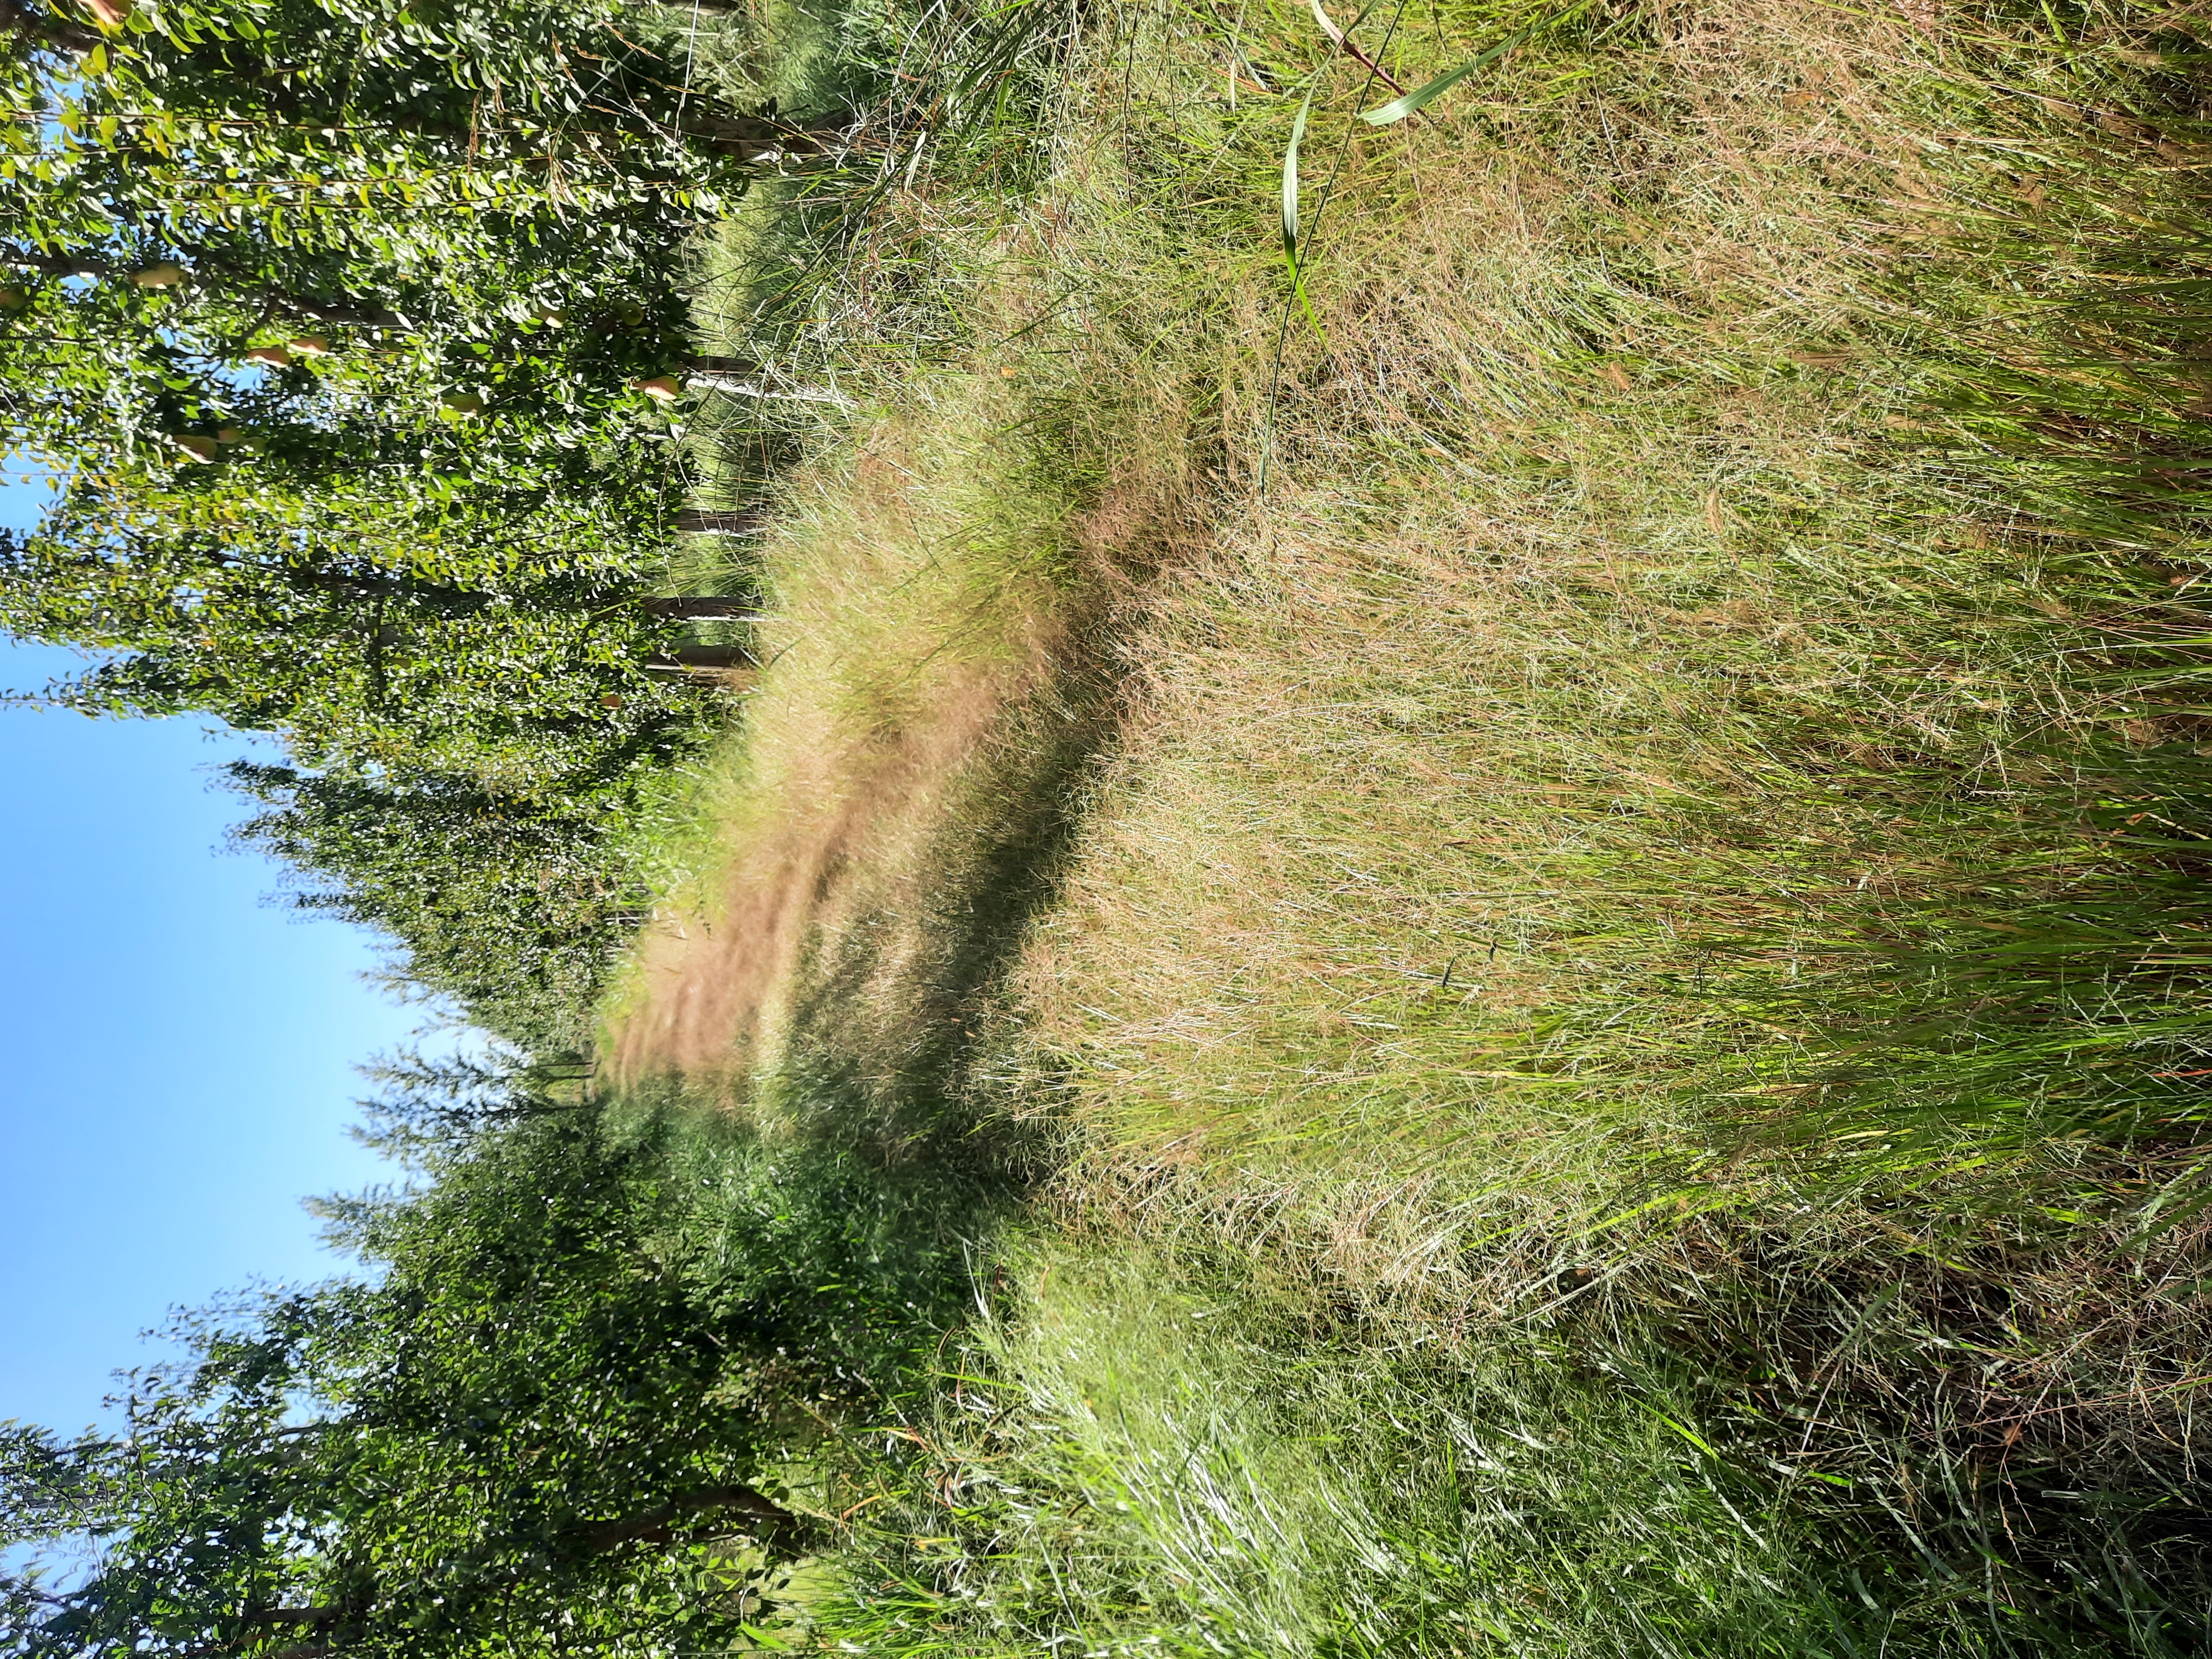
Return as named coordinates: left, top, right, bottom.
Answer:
left=1280, top=87, right=1327, bottom=342
left=1357, top=0, right=1594, bottom=124
left=1308, top=0, right=1405, bottom=93
left=1282, top=85, right=1314, bottom=257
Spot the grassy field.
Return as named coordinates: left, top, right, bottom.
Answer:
left=602, top=0, right=2212, bottom=1648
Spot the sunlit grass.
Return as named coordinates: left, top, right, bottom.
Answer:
left=609, top=0, right=2212, bottom=1648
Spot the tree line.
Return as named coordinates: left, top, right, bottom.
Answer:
left=0, top=0, right=807, bottom=1044
left=1, top=1053, right=988, bottom=1658
left=0, top=0, right=959, bottom=1647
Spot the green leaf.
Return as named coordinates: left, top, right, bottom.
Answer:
left=1280, top=88, right=1327, bottom=342
left=1357, top=0, right=1597, bottom=124
left=1281, top=86, right=1313, bottom=259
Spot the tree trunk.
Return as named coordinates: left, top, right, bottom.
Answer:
left=679, top=362, right=768, bottom=396
left=639, top=597, right=764, bottom=622
left=674, top=112, right=796, bottom=160
left=248, top=1607, right=348, bottom=1628
left=671, top=509, right=764, bottom=538
left=575, top=1484, right=805, bottom=1553
left=649, top=645, right=754, bottom=671
left=667, top=113, right=851, bottom=164
left=237, top=552, right=759, bottom=622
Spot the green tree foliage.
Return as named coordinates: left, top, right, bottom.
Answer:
left=0, top=1073, right=988, bottom=1659
left=223, top=760, right=651, bottom=1046
left=0, top=0, right=786, bottom=466
left=0, top=0, right=803, bottom=1036
left=0, top=0, right=780, bottom=697
left=0, top=476, right=716, bottom=768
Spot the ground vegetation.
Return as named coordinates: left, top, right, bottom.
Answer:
left=14, top=0, right=2212, bottom=1653
left=603, top=0, right=2212, bottom=1649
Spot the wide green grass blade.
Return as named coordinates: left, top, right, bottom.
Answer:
left=1282, top=86, right=1314, bottom=255
left=1358, top=0, right=1595, bottom=124
left=1278, top=86, right=1326, bottom=340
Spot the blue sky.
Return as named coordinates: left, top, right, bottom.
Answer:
left=1, top=468, right=426, bottom=1434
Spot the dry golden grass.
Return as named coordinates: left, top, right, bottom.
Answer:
left=622, top=0, right=2212, bottom=1219
left=605, top=373, right=1073, bottom=1089
left=602, top=342, right=1203, bottom=1133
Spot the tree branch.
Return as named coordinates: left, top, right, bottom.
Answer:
left=0, top=0, right=102, bottom=56
left=574, top=1484, right=802, bottom=1553
left=35, top=542, right=753, bottom=623
left=0, top=245, right=409, bottom=332
left=1, top=246, right=107, bottom=282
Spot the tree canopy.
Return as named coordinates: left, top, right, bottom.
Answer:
left=0, top=0, right=775, bottom=469
left=0, top=1072, right=984, bottom=1659
left=0, top=0, right=812, bottom=1039
left=0, top=12, right=917, bottom=1639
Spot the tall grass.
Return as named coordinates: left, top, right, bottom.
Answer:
left=808, top=1226, right=2212, bottom=1656
left=958, top=0, right=2212, bottom=1218
left=606, top=0, right=2212, bottom=1649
